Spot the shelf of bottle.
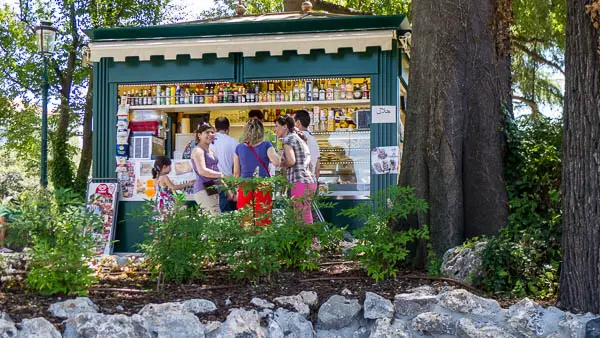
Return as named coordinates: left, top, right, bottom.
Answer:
left=230, top=123, right=275, bottom=127
left=321, top=160, right=370, bottom=165
left=320, top=147, right=371, bottom=152
left=312, top=129, right=370, bottom=135
left=127, top=99, right=371, bottom=112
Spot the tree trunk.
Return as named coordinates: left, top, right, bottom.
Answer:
left=558, top=0, right=600, bottom=314
left=400, top=0, right=510, bottom=255
left=74, top=71, right=94, bottom=194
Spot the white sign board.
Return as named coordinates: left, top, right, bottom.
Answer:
left=371, top=105, right=397, bottom=124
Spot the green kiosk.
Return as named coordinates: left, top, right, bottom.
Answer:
left=87, top=10, right=411, bottom=252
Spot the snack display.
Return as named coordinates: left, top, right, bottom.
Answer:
left=371, top=146, right=400, bottom=174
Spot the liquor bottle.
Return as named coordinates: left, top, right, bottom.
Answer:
left=292, top=81, right=300, bottom=101
left=319, top=81, right=326, bottom=101
left=156, top=85, right=162, bottom=104
left=217, top=84, right=223, bottom=103
left=234, top=86, right=239, bottom=103
left=312, top=81, right=319, bottom=101
left=189, top=85, right=195, bottom=104
left=345, top=79, right=353, bottom=99
left=333, top=82, right=341, bottom=100
left=255, top=84, right=260, bottom=103
left=184, top=87, right=191, bottom=104
left=327, top=109, right=335, bottom=131
left=353, top=83, right=363, bottom=99
left=300, top=81, right=306, bottom=101
left=175, top=85, right=181, bottom=104
left=325, top=81, right=333, bottom=101
left=160, top=90, right=166, bottom=105
left=361, top=78, right=369, bottom=99
left=151, top=88, right=157, bottom=105
left=197, top=85, right=203, bottom=104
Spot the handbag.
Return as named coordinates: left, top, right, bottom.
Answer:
left=203, top=180, right=219, bottom=196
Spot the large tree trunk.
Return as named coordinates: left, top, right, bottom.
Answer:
left=558, top=0, right=600, bottom=314
left=74, top=71, right=94, bottom=194
left=400, top=0, right=511, bottom=255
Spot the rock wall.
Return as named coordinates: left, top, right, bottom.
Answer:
left=2, top=287, right=598, bottom=337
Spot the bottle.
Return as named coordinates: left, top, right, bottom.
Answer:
left=292, top=82, right=300, bottom=101
left=170, top=85, right=176, bottom=105
left=345, top=79, right=353, bottom=99
left=312, top=81, right=319, bottom=101
left=327, top=109, right=335, bottom=131
left=353, top=83, right=362, bottom=99
left=362, top=78, right=369, bottom=99
left=325, top=81, right=333, bottom=101
left=217, top=84, right=224, bottom=103
left=156, top=85, right=162, bottom=104
left=151, top=88, right=157, bottom=105
left=299, top=81, right=306, bottom=101
left=319, top=82, right=326, bottom=101
left=340, top=82, right=346, bottom=100
left=197, top=85, right=203, bottom=104
left=333, top=82, right=341, bottom=100
left=160, top=90, right=166, bottom=105
left=175, top=85, right=181, bottom=104
left=189, top=85, right=195, bottom=104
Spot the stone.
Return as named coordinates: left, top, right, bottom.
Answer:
left=393, top=291, right=437, bottom=318
left=317, top=295, right=362, bottom=330
left=63, top=313, right=149, bottom=338
left=17, top=318, right=61, bottom=338
left=456, top=318, right=517, bottom=338
left=267, top=320, right=285, bottom=338
left=0, top=313, right=11, bottom=322
left=437, top=289, right=502, bottom=320
left=259, top=308, right=273, bottom=319
left=224, top=297, right=232, bottom=306
left=182, top=299, right=217, bottom=314
left=203, top=321, right=221, bottom=338
left=273, top=295, right=310, bottom=318
left=272, top=308, right=314, bottom=338
left=218, top=308, right=264, bottom=338
left=341, top=288, right=353, bottom=296
left=352, top=326, right=369, bottom=338
left=116, top=256, right=130, bottom=266
left=363, top=292, right=394, bottom=319
left=407, top=285, right=436, bottom=295
left=558, top=313, right=597, bottom=338
left=48, top=297, right=99, bottom=318
left=300, top=291, right=319, bottom=308
left=251, top=297, right=275, bottom=309
left=410, top=312, right=456, bottom=336
left=115, top=305, right=124, bottom=312
left=0, top=319, right=17, bottom=338
left=507, top=298, right=564, bottom=337
left=587, top=316, right=600, bottom=338
left=138, top=302, right=204, bottom=337
left=441, top=241, right=487, bottom=283
left=369, top=318, right=409, bottom=338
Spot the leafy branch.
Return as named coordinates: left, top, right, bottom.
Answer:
left=512, top=40, right=565, bottom=76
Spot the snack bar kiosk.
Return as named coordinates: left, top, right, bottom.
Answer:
left=88, top=11, right=411, bottom=252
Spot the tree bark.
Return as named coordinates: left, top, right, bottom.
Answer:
left=400, top=0, right=510, bottom=255
left=74, top=71, right=93, bottom=194
left=558, top=0, right=600, bottom=314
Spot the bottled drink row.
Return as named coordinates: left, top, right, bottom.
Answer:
left=119, top=78, right=371, bottom=106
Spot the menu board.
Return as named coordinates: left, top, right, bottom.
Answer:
left=371, top=146, right=400, bottom=174
left=86, top=182, right=119, bottom=255
left=119, top=159, right=196, bottom=201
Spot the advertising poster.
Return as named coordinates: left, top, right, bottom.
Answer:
left=86, top=182, right=119, bottom=255
left=371, top=146, right=400, bottom=174
left=120, top=159, right=195, bottom=201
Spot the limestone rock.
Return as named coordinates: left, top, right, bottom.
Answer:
left=0, top=313, right=11, bottom=322
left=557, top=312, right=597, bottom=338
left=507, top=298, right=564, bottom=337
left=138, top=302, right=204, bottom=337
left=48, top=297, right=99, bottom=318
left=363, top=292, right=393, bottom=319
left=182, top=299, right=217, bottom=314
left=317, top=295, right=362, bottom=330
left=0, top=319, right=17, bottom=338
left=63, top=313, right=149, bottom=338
left=394, top=291, right=437, bottom=318
left=369, top=318, right=409, bottom=338
left=456, top=318, right=517, bottom=338
left=410, top=312, right=456, bottom=336
left=273, top=295, right=310, bottom=318
left=17, top=318, right=61, bottom=338
left=300, top=291, right=319, bottom=308
left=437, top=289, right=502, bottom=320
left=218, top=308, right=264, bottom=338
left=203, top=321, right=221, bottom=338
left=272, top=308, right=315, bottom=338
left=251, top=297, right=275, bottom=309
left=352, top=326, right=369, bottom=338
left=441, top=241, right=487, bottom=283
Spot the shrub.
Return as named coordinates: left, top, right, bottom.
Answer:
left=7, top=188, right=102, bottom=295
left=474, top=115, right=562, bottom=299
left=340, top=186, right=429, bottom=282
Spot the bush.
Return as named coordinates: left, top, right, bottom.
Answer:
left=340, top=186, right=429, bottom=282
left=7, top=189, right=102, bottom=295
left=474, top=115, right=562, bottom=299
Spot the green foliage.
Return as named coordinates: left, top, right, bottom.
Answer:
left=7, top=189, right=102, bottom=295
left=474, top=115, right=562, bottom=299
left=340, top=186, right=429, bottom=282
left=138, top=176, right=341, bottom=283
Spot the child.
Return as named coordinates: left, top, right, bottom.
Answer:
left=152, top=156, right=194, bottom=221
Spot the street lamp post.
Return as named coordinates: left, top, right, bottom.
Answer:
left=34, top=21, right=57, bottom=188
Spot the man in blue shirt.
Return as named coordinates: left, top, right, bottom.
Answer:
left=210, top=117, right=239, bottom=212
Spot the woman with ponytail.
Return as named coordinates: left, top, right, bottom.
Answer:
left=152, top=156, right=194, bottom=221
left=274, top=115, right=316, bottom=224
